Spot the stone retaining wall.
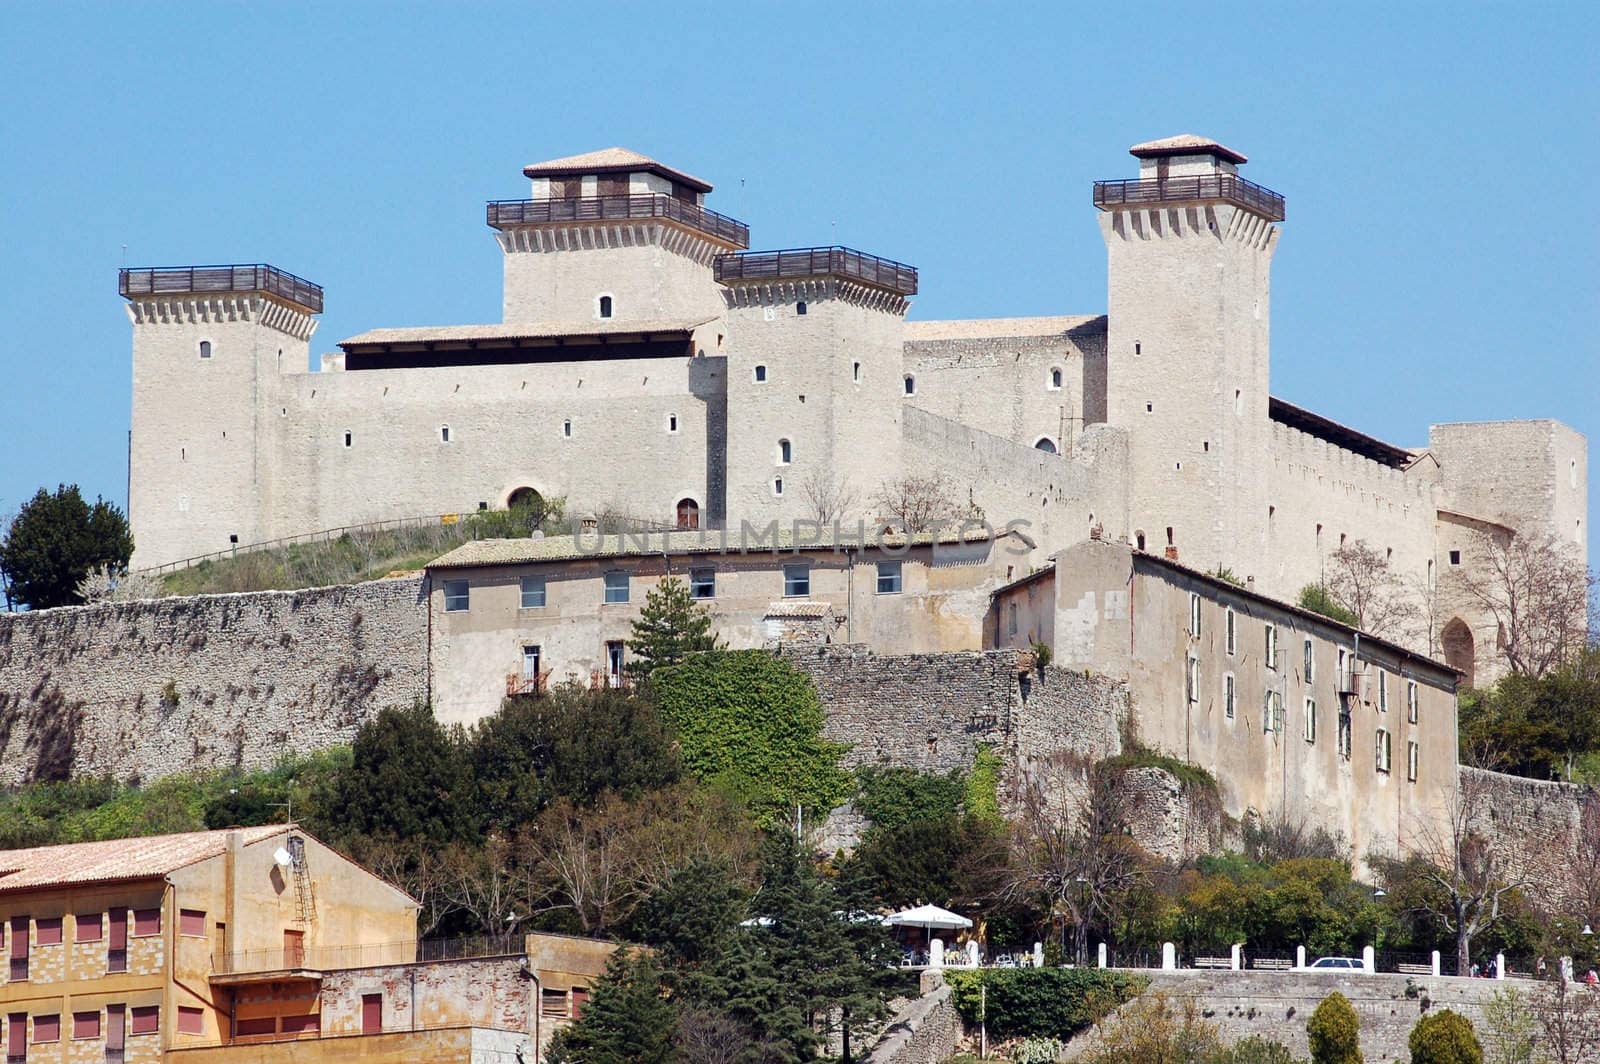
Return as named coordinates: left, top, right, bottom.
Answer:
left=0, top=579, right=426, bottom=785
left=862, top=982, right=962, bottom=1064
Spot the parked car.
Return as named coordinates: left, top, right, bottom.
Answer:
left=1305, top=956, right=1372, bottom=974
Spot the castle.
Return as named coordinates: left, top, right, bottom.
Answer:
left=121, top=135, right=1587, bottom=685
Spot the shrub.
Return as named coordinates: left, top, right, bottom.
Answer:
left=1409, top=1010, right=1482, bottom=1064
left=1298, top=584, right=1360, bottom=627
left=1220, top=1036, right=1299, bottom=1064
left=853, top=765, right=964, bottom=830
left=1013, top=1036, right=1066, bottom=1063
left=1085, top=990, right=1221, bottom=1064
left=1307, top=992, right=1363, bottom=1064
left=944, top=968, right=1147, bottom=1041
left=963, top=743, right=1003, bottom=825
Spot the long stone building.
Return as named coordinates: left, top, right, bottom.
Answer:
left=121, top=135, right=1586, bottom=685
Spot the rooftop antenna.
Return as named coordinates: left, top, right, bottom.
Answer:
left=121, top=244, right=127, bottom=267
left=271, top=798, right=295, bottom=825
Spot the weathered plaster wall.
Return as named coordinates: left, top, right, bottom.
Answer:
left=0, top=579, right=426, bottom=786
left=320, top=956, right=532, bottom=1038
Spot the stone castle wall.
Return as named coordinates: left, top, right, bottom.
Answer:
left=1462, top=766, right=1594, bottom=912
left=0, top=579, right=426, bottom=786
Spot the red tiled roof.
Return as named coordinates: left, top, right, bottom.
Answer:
left=0, top=826, right=288, bottom=894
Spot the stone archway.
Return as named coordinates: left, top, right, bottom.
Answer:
left=1441, top=618, right=1475, bottom=688
left=507, top=486, right=544, bottom=512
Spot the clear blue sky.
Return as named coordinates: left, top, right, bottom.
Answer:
left=1, top=1, right=1595, bottom=540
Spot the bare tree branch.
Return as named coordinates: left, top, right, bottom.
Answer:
left=1452, top=526, right=1592, bottom=679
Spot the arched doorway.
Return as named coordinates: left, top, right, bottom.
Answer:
left=507, top=486, right=544, bottom=512
left=676, top=498, right=700, bottom=530
left=1441, top=618, right=1475, bottom=688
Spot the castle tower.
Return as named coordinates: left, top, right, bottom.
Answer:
left=489, top=148, right=748, bottom=324
left=122, top=265, right=320, bottom=568
left=1097, top=135, right=1283, bottom=577
left=719, top=248, right=917, bottom=530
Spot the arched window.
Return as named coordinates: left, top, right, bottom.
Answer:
left=597, top=295, right=613, bottom=319
left=667, top=413, right=679, bottom=433
left=440, top=425, right=451, bottom=443
left=1048, top=366, right=1062, bottom=390
left=773, top=477, right=784, bottom=497
left=1034, top=438, right=1057, bottom=454
left=1135, top=530, right=1147, bottom=551
left=562, top=419, right=572, bottom=438
left=904, top=375, right=915, bottom=395
left=343, top=431, right=352, bottom=448
left=198, top=340, right=212, bottom=360
left=754, top=365, right=767, bottom=383
left=778, top=439, right=792, bottom=464
left=676, top=498, right=700, bottom=530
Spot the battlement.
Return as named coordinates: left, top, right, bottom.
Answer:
left=119, top=264, right=323, bottom=314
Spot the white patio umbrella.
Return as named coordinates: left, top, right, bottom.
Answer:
left=884, top=904, right=974, bottom=932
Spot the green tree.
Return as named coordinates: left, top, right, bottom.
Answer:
left=335, top=703, right=476, bottom=845
left=1479, top=988, right=1538, bottom=1064
left=841, top=814, right=1010, bottom=911
left=1307, top=992, right=1363, bottom=1064
left=1410, top=1010, right=1483, bottom=1064
left=1298, top=584, right=1360, bottom=627
left=472, top=686, right=680, bottom=828
left=547, top=950, right=680, bottom=1064
left=740, top=831, right=900, bottom=1062
left=651, top=651, right=851, bottom=825
left=0, top=485, right=133, bottom=609
left=628, top=574, right=722, bottom=676
left=1218, top=1036, right=1298, bottom=1064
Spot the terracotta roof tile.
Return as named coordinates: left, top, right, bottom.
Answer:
left=0, top=826, right=288, bottom=894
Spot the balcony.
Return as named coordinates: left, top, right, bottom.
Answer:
left=118, top=264, right=324, bottom=314
left=212, top=933, right=525, bottom=980
left=1092, top=174, right=1286, bottom=223
left=713, top=246, right=918, bottom=296
left=487, top=194, right=749, bottom=248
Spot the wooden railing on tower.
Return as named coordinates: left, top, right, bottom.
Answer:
left=486, top=194, right=750, bottom=248
left=713, top=246, right=919, bottom=295
left=1092, top=174, right=1286, bottom=222
left=118, top=265, right=324, bottom=313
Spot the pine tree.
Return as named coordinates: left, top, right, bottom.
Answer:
left=546, top=950, right=679, bottom=1064
left=628, top=575, right=722, bottom=676
left=0, top=484, right=133, bottom=609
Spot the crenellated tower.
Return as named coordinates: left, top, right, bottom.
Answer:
left=718, top=248, right=916, bottom=530
left=123, top=265, right=321, bottom=568
left=1097, top=135, right=1283, bottom=578
left=488, top=148, right=747, bottom=324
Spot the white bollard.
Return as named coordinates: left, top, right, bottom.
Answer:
left=1098, top=942, right=1108, bottom=969
left=1560, top=956, right=1573, bottom=982
left=930, top=938, right=944, bottom=969
left=1162, top=942, right=1177, bottom=971
left=966, top=940, right=980, bottom=968
left=1033, top=942, right=1044, bottom=969
left=1496, top=953, right=1506, bottom=980
left=1431, top=950, right=1441, bottom=977
left=1363, top=945, right=1376, bottom=973
left=1230, top=943, right=1242, bottom=971
left=1297, top=945, right=1306, bottom=971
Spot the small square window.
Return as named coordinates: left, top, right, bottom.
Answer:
left=520, top=576, right=547, bottom=609
left=1449, top=550, right=1461, bottom=565
left=796, top=301, right=807, bottom=315
left=131, top=1006, right=160, bottom=1035
left=73, top=1011, right=100, bottom=1040
left=690, top=568, right=716, bottom=600
left=33, top=1014, right=60, bottom=1043
left=603, top=571, right=630, bottom=604
left=179, top=909, right=206, bottom=937
left=754, top=365, right=767, bottom=383
left=443, top=579, right=470, bottom=613
left=75, top=913, right=101, bottom=942
left=132, top=909, right=160, bottom=937
left=876, top=561, right=902, bottom=595
left=36, top=918, right=62, bottom=946
left=178, top=1007, right=204, bottom=1035
left=198, top=340, right=212, bottom=360
left=784, top=563, right=810, bottom=598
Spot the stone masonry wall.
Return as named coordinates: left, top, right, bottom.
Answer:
left=863, top=982, right=961, bottom=1064
left=0, top=578, right=426, bottom=786
left=1463, top=766, right=1594, bottom=913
